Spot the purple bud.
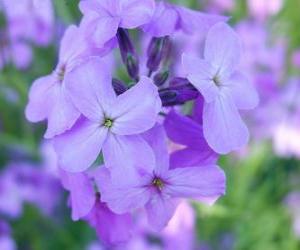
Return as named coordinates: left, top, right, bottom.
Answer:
left=147, top=36, right=170, bottom=74
left=112, top=78, right=128, bottom=95
left=153, top=70, right=169, bottom=87
left=159, top=80, right=199, bottom=106
left=159, top=89, right=178, bottom=106
left=116, top=28, right=139, bottom=81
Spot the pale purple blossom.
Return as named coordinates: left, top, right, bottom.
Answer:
left=96, top=125, right=225, bottom=230
left=182, top=22, right=259, bottom=154
left=54, top=57, right=161, bottom=177
left=25, top=25, right=111, bottom=138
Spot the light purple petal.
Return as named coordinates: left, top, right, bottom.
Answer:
left=25, top=75, right=56, bottom=122
left=65, top=57, right=115, bottom=122
left=182, top=53, right=218, bottom=103
left=143, top=124, right=170, bottom=175
left=170, top=148, right=217, bottom=168
left=44, top=84, right=80, bottom=138
left=95, top=168, right=151, bottom=214
left=109, top=76, right=161, bottom=135
left=164, top=109, right=205, bottom=147
left=54, top=117, right=108, bottom=172
left=204, top=22, right=242, bottom=79
left=177, top=6, right=228, bottom=35
left=80, top=12, right=120, bottom=48
left=203, top=93, right=249, bottom=154
left=145, top=195, right=178, bottom=231
left=142, top=2, right=177, bottom=37
left=60, top=171, right=96, bottom=221
left=223, top=71, right=259, bottom=110
left=119, top=0, right=155, bottom=29
left=165, top=165, right=226, bottom=204
left=102, top=134, right=155, bottom=181
left=86, top=200, right=133, bottom=246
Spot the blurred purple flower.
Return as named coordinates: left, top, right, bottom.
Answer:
left=0, top=221, right=16, bottom=250
left=182, top=22, right=259, bottom=154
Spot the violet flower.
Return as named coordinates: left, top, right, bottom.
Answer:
left=96, top=125, right=225, bottom=230
left=25, top=25, right=110, bottom=138
left=182, top=22, right=259, bottom=154
left=54, top=57, right=161, bottom=177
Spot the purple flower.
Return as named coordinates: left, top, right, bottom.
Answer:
left=54, top=57, right=161, bottom=177
left=143, top=1, right=227, bottom=37
left=164, top=109, right=218, bottom=168
left=182, top=22, right=259, bottom=154
left=2, top=0, right=54, bottom=46
left=25, top=25, right=110, bottom=138
left=61, top=170, right=133, bottom=245
left=79, top=0, right=155, bottom=47
left=0, top=221, right=16, bottom=250
left=96, top=125, right=225, bottom=230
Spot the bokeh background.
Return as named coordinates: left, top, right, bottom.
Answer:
left=1, top=0, right=300, bottom=249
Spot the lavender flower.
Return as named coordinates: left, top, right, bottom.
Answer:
left=54, top=58, right=161, bottom=177
left=182, top=22, right=259, bottom=154
left=96, top=125, right=225, bottom=230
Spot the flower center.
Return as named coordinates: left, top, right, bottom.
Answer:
left=212, top=75, right=221, bottom=86
left=57, top=64, right=66, bottom=83
left=103, top=118, right=113, bottom=128
left=152, top=177, right=164, bottom=190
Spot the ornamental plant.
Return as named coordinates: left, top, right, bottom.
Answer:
left=25, top=0, right=258, bottom=246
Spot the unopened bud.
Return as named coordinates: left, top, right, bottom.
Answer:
left=153, top=70, right=169, bottom=87
left=117, top=28, right=139, bottom=81
left=112, top=78, right=127, bottom=95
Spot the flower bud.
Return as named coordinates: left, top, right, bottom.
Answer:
left=153, top=70, right=169, bottom=87
left=112, top=78, right=127, bottom=95
left=147, top=36, right=170, bottom=74
left=116, top=28, right=139, bottom=81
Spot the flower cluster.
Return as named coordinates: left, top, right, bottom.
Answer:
left=25, top=0, right=258, bottom=246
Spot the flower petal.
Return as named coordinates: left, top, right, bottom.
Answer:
left=223, top=71, right=259, bottom=110
left=25, top=75, right=56, bottom=122
left=65, top=57, right=115, bottom=122
left=165, top=165, right=226, bottom=204
left=95, top=168, right=151, bottom=214
left=109, top=76, right=161, bottom=135
left=145, top=195, right=178, bottom=231
left=170, top=148, right=217, bottom=168
left=54, top=117, right=108, bottom=172
left=44, top=84, right=80, bottom=138
left=182, top=53, right=218, bottom=102
left=177, top=6, right=228, bottom=35
left=102, top=134, right=155, bottom=181
left=203, top=93, right=249, bottom=154
left=204, top=22, right=242, bottom=78
left=142, top=2, right=178, bottom=37
left=119, top=0, right=155, bottom=29
left=60, top=171, right=96, bottom=221
left=86, top=200, right=133, bottom=246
